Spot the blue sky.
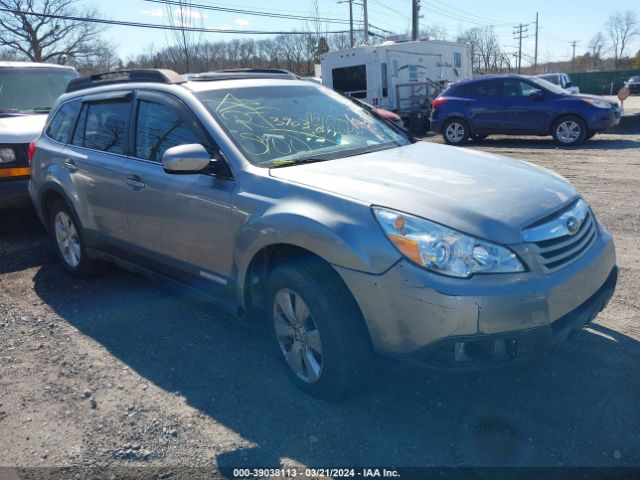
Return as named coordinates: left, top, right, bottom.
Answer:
left=85, top=0, right=640, bottom=64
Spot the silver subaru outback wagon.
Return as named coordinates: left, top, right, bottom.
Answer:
left=29, top=69, right=617, bottom=400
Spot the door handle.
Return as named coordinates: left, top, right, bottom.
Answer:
left=125, top=175, right=146, bottom=190
left=63, top=159, right=77, bottom=172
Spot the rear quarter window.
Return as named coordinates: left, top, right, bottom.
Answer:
left=46, top=100, right=81, bottom=144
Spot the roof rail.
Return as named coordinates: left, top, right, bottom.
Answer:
left=185, top=68, right=298, bottom=82
left=66, top=69, right=186, bottom=93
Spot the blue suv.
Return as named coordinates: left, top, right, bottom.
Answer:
left=431, top=74, right=621, bottom=146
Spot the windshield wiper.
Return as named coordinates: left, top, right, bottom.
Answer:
left=267, top=157, right=330, bottom=168
left=0, top=108, right=22, bottom=114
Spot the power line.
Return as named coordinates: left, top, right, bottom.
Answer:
left=0, top=7, right=354, bottom=35
left=143, top=0, right=361, bottom=26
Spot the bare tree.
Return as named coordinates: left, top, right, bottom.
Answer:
left=163, top=0, right=203, bottom=73
left=606, top=10, right=640, bottom=69
left=587, top=32, right=606, bottom=69
left=458, top=26, right=503, bottom=74
left=0, top=0, right=106, bottom=63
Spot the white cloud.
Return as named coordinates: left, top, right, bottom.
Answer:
left=139, top=8, right=164, bottom=17
left=234, top=18, right=250, bottom=27
left=176, top=8, right=207, bottom=20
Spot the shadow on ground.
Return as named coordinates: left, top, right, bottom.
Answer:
left=27, top=254, right=640, bottom=470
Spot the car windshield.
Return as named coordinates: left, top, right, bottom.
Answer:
left=195, top=84, right=410, bottom=167
left=0, top=67, right=77, bottom=114
left=539, top=74, right=559, bottom=85
left=530, top=77, right=569, bottom=95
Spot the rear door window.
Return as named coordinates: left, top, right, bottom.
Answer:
left=47, top=100, right=81, bottom=144
left=71, top=99, right=131, bottom=155
left=456, top=79, right=502, bottom=97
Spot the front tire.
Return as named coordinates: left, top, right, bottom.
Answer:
left=442, top=118, right=470, bottom=145
left=552, top=116, right=586, bottom=146
left=48, top=199, right=102, bottom=277
left=268, top=258, right=370, bottom=401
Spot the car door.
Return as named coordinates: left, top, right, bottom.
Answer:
left=123, top=90, right=234, bottom=291
left=64, top=91, right=132, bottom=253
left=462, top=79, right=503, bottom=132
left=500, top=79, right=551, bottom=134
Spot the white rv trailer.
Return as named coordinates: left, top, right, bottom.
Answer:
left=320, top=40, right=471, bottom=120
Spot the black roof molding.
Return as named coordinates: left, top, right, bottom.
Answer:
left=66, top=69, right=186, bottom=93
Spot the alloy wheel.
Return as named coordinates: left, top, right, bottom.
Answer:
left=445, top=122, right=465, bottom=143
left=54, top=211, right=81, bottom=268
left=556, top=120, right=581, bottom=144
left=273, top=288, right=323, bottom=383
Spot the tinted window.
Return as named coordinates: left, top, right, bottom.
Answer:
left=72, top=100, right=130, bottom=154
left=381, top=63, right=388, bottom=98
left=504, top=80, right=537, bottom=97
left=455, top=79, right=501, bottom=97
left=47, top=100, right=81, bottom=144
left=135, top=100, right=202, bottom=162
left=332, top=65, right=367, bottom=98
left=454, top=52, right=462, bottom=68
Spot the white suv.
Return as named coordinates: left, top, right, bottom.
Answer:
left=0, top=62, right=77, bottom=209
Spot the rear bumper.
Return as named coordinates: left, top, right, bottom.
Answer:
left=0, top=177, right=31, bottom=209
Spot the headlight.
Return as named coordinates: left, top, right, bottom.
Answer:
left=583, top=98, right=612, bottom=109
left=373, top=207, right=525, bottom=278
left=0, top=147, right=17, bottom=164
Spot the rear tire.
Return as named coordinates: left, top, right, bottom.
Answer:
left=48, top=199, right=102, bottom=277
left=442, top=118, right=470, bottom=146
left=268, top=257, right=370, bottom=401
left=552, top=115, right=587, bottom=146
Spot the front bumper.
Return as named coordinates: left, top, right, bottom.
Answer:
left=588, top=107, right=621, bottom=131
left=0, top=177, right=31, bottom=209
left=335, top=228, right=616, bottom=368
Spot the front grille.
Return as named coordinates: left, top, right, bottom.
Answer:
left=524, top=200, right=598, bottom=273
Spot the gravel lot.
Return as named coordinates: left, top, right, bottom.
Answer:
left=1, top=133, right=639, bottom=478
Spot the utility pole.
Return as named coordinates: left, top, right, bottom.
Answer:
left=363, top=0, right=369, bottom=45
left=533, top=12, right=539, bottom=74
left=513, top=24, right=529, bottom=74
left=337, top=0, right=355, bottom=47
left=412, top=0, right=420, bottom=41
left=570, top=40, right=578, bottom=72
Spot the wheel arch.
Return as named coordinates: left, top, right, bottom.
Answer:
left=549, top=112, right=587, bottom=135
left=241, top=242, right=375, bottom=350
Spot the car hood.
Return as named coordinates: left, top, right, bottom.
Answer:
left=0, top=114, right=47, bottom=143
left=270, top=141, right=579, bottom=244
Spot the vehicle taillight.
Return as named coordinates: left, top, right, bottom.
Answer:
left=28, top=142, right=36, bottom=162
left=432, top=98, right=449, bottom=109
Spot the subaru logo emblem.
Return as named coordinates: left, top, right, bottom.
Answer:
left=566, top=216, right=581, bottom=235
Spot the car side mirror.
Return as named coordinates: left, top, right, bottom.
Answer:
left=529, top=89, right=544, bottom=100
left=565, top=81, right=573, bottom=88
left=162, top=144, right=214, bottom=174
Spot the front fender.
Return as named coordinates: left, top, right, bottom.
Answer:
left=232, top=184, right=401, bottom=304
